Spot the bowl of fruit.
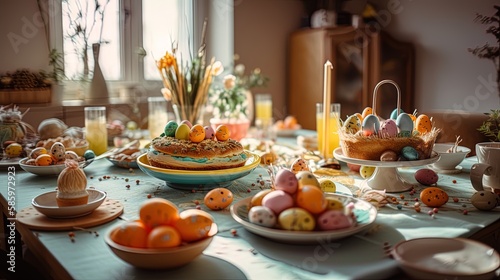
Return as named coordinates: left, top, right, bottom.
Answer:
left=274, top=116, right=301, bottom=137
left=105, top=198, right=218, bottom=269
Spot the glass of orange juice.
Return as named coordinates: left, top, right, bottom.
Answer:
left=85, top=107, right=108, bottom=155
left=148, top=97, right=168, bottom=139
left=316, top=103, right=341, bottom=159
left=255, top=93, right=273, bottom=126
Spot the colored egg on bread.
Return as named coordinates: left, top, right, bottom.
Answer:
left=204, top=188, right=234, bottom=210
left=415, top=114, right=432, bottom=133
left=179, top=120, right=192, bottom=128
left=164, top=121, right=178, bottom=137
left=175, top=123, right=191, bottom=140
left=204, top=126, right=215, bottom=140
left=362, top=114, right=380, bottom=136
left=343, top=115, right=362, bottom=133
left=420, top=187, right=448, bottom=207
left=173, top=209, right=214, bottom=242
left=318, top=178, right=337, bottom=193
left=396, top=113, right=414, bottom=137
left=274, top=169, right=299, bottom=194
left=361, top=107, right=373, bottom=119
left=295, top=185, right=327, bottom=214
left=189, top=124, right=206, bottom=143
left=29, top=147, right=47, bottom=159
left=415, top=168, right=438, bottom=185
left=215, top=125, right=230, bottom=141
left=278, top=207, right=315, bottom=231
left=295, top=170, right=320, bottom=188
left=35, top=154, right=53, bottom=166
left=248, top=206, right=277, bottom=228
left=379, top=119, right=398, bottom=138
left=290, top=158, right=309, bottom=174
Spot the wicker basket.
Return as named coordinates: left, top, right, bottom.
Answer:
left=0, top=88, right=52, bottom=104
left=339, top=80, right=440, bottom=161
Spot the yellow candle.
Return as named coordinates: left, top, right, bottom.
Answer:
left=322, top=60, right=333, bottom=159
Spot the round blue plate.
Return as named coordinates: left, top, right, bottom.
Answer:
left=137, top=151, right=260, bottom=190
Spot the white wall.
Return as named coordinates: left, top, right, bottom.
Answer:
left=371, top=0, right=499, bottom=113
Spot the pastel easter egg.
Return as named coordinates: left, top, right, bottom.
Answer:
left=50, top=142, right=66, bottom=162
left=379, top=119, right=398, bottom=138
left=290, top=158, right=309, bottom=174
left=380, top=150, right=398, bottom=161
left=318, top=178, right=337, bottom=193
left=362, top=114, right=380, bottom=136
left=360, top=166, right=375, bottom=178
left=29, top=147, right=47, bottom=159
left=471, top=191, right=499, bottom=211
left=296, top=171, right=320, bottom=188
left=278, top=207, right=316, bottom=231
left=396, top=113, right=414, bottom=137
left=35, top=154, right=53, bottom=166
left=260, top=151, right=278, bottom=165
left=401, top=146, right=419, bottom=160
left=248, top=206, right=277, bottom=228
left=164, top=121, right=178, bottom=137
left=175, top=123, right=191, bottom=140
left=325, top=197, right=344, bottom=211
left=274, top=169, right=299, bottom=194
left=83, top=150, right=96, bottom=160
left=355, top=113, right=364, bottom=122
left=390, top=108, right=404, bottom=120
left=361, top=107, right=373, bottom=119
left=317, top=210, right=353, bottom=230
left=173, top=209, right=213, bottom=242
left=415, top=168, right=439, bottom=185
left=343, top=115, right=362, bottom=134
left=215, top=125, right=230, bottom=141
left=295, top=185, right=327, bottom=214
left=5, top=143, right=23, bottom=158
left=250, top=189, right=273, bottom=207
left=204, top=126, right=215, bottom=140
left=262, top=190, right=294, bottom=215
left=179, top=120, right=192, bottom=128
left=189, top=124, right=206, bottom=143
left=415, top=114, right=432, bottom=134
left=420, top=187, right=449, bottom=207
left=65, top=151, right=79, bottom=160
left=204, top=187, right=234, bottom=210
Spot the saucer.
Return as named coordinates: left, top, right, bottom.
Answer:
left=430, top=165, right=463, bottom=174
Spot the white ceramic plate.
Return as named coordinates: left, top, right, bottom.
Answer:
left=19, top=158, right=92, bottom=176
left=334, top=148, right=440, bottom=167
left=32, top=189, right=107, bottom=218
left=392, top=237, right=500, bottom=280
left=230, top=193, right=377, bottom=244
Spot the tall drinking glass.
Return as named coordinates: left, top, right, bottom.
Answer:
left=148, top=97, right=168, bottom=139
left=85, top=107, right=108, bottom=155
left=316, top=103, right=341, bottom=158
left=255, top=93, right=273, bottom=126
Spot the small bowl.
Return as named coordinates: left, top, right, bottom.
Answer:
left=32, top=189, right=107, bottom=218
left=431, top=143, right=471, bottom=170
left=104, top=223, right=218, bottom=269
left=392, top=237, right=500, bottom=280
left=19, top=158, right=92, bottom=176
left=66, top=143, right=89, bottom=156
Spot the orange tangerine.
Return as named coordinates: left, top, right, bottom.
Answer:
left=109, top=220, right=149, bottom=248
left=139, top=198, right=179, bottom=229
left=283, top=115, right=298, bottom=129
left=146, top=225, right=182, bottom=248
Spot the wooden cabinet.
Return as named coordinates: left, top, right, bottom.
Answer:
left=288, top=26, right=415, bottom=130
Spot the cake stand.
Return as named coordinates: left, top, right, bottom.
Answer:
left=334, top=148, right=440, bottom=193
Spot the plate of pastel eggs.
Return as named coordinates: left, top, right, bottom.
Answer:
left=230, top=169, right=377, bottom=244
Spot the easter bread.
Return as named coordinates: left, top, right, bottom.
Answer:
left=147, top=136, right=247, bottom=170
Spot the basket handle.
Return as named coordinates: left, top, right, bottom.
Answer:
left=372, top=79, right=401, bottom=119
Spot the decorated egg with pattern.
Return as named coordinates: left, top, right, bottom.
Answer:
left=204, top=126, right=215, bottom=140
left=189, top=124, right=206, bottom=143
left=390, top=108, right=404, bottom=120
left=295, top=171, right=320, bottom=188
left=173, top=209, right=214, bottom=242
left=274, top=169, right=299, bottom=194
left=414, top=168, right=438, bottom=185
left=204, top=188, right=233, bottom=210
left=29, top=147, right=47, bottom=159
left=420, top=187, right=448, bottom=207
left=401, top=146, right=419, bottom=160
left=362, top=114, right=380, bottom=136
left=415, top=114, right=432, bottom=133
left=262, top=190, right=294, bottom=215
left=343, top=115, right=362, bottom=133
left=215, top=125, right=230, bottom=141
left=179, top=120, right=192, bottom=128
left=396, top=113, right=414, bottom=136
left=290, top=158, right=309, bottom=174
left=295, top=185, right=327, bottom=214
left=319, top=178, right=337, bottom=193
left=471, top=191, right=499, bottom=211
left=250, top=189, right=273, bottom=207
left=175, top=123, right=191, bottom=140
left=278, top=207, right=315, bottom=231
left=35, top=154, right=53, bottom=166
left=164, top=121, right=178, bottom=137
left=50, top=142, right=66, bottom=162
left=248, top=206, right=277, bottom=228
left=325, top=197, right=344, bottom=210
left=317, top=210, right=353, bottom=230
left=5, top=143, right=23, bottom=158
left=360, top=165, right=375, bottom=178
left=361, top=107, right=373, bottom=119
left=379, top=119, right=398, bottom=138
left=65, top=151, right=79, bottom=160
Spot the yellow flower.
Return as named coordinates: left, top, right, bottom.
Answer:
left=164, top=52, right=175, bottom=67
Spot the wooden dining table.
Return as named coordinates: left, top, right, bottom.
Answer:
left=1, top=133, right=499, bottom=280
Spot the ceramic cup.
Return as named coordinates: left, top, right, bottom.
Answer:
left=470, top=142, right=500, bottom=193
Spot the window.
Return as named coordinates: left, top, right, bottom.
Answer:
left=51, top=0, right=195, bottom=98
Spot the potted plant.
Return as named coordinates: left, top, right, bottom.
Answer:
left=478, top=109, right=500, bottom=142
left=209, top=61, right=268, bottom=141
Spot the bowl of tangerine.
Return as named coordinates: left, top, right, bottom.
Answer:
left=105, top=198, right=217, bottom=269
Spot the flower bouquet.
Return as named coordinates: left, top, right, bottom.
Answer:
left=157, top=22, right=222, bottom=124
